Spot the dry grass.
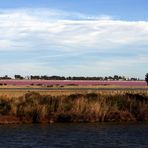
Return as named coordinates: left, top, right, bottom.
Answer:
left=0, top=85, right=147, bottom=98
left=0, top=91, right=148, bottom=124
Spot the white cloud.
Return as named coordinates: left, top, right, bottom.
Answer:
left=0, top=8, right=148, bottom=53
left=0, top=8, right=148, bottom=78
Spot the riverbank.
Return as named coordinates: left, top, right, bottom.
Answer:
left=0, top=92, right=148, bottom=124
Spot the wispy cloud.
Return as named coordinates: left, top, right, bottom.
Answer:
left=0, top=8, right=148, bottom=78
left=0, top=8, right=148, bottom=52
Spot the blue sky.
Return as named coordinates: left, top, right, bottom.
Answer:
left=0, top=0, right=148, bottom=78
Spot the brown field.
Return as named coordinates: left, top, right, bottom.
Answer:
left=0, top=84, right=147, bottom=98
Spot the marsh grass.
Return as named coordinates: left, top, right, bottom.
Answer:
left=0, top=92, right=148, bottom=123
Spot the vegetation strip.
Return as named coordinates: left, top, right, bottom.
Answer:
left=0, top=87, right=148, bottom=91
left=0, top=92, right=148, bottom=124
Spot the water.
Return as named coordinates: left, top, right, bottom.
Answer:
left=0, top=123, right=148, bottom=148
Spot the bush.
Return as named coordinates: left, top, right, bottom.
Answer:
left=0, top=98, right=11, bottom=115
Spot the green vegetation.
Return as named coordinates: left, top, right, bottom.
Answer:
left=0, top=92, right=148, bottom=124
left=145, top=73, right=148, bottom=86
left=0, top=74, right=140, bottom=81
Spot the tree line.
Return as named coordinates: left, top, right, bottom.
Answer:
left=145, top=73, right=148, bottom=85
left=0, top=75, right=141, bottom=81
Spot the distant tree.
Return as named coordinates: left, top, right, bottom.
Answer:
left=30, top=75, right=40, bottom=80
left=14, top=75, right=24, bottom=80
left=113, top=75, right=119, bottom=80
left=145, top=73, right=148, bottom=86
left=130, top=77, right=137, bottom=81
left=0, top=75, right=11, bottom=80
left=104, top=77, right=108, bottom=80
left=108, top=76, right=113, bottom=80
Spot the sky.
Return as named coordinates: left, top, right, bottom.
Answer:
left=0, top=0, right=148, bottom=79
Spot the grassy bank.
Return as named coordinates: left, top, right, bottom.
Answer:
left=0, top=92, right=148, bottom=124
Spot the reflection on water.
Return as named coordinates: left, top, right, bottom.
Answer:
left=0, top=123, right=148, bottom=148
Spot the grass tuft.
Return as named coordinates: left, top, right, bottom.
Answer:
left=0, top=91, right=148, bottom=123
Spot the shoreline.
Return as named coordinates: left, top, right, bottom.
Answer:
left=0, top=116, right=148, bottom=125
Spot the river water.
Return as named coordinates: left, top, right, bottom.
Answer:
left=0, top=123, right=148, bottom=148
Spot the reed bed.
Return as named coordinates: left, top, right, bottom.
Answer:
left=0, top=86, right=147, bottom=98
left=0, top=91, right=148, bottom=124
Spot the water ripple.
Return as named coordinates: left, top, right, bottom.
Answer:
left=0, top=123, right=148, bottom=148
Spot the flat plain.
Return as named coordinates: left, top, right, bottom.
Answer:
left=0, top=80, right=147, bottom=98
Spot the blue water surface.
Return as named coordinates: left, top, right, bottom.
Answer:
left=0, top=123, right=148, bottom=148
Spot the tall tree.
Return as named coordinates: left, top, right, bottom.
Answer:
left=145, top=73, right=148, bottom=86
